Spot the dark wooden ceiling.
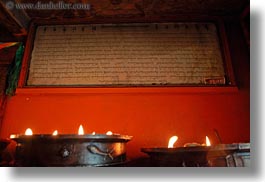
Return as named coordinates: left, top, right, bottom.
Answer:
left=0, top=0, right=249, bottom=41
left=18, top=0, right=249, bottom=18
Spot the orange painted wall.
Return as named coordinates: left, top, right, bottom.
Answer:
left=0, top=19, right=249, bottom=159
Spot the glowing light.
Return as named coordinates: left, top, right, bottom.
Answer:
left=106, top=131, right=113, bottom=135
left=52, top=130, right=58, bottom=136
left=78, top=125, right=84, bottom=135
left=92, top=131, right=96, bottom=135
left=25, top=128, right=33, bottom=135
left=206, top=136, right=211, bottom=146
left=168, top=136, right=178, bottom=148
left=10, top=134, right=16, bottom=139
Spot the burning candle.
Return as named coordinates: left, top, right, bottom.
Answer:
left=106, top=131, right=113, bottom=135
left=52, top=130, right=58, bottom=136
left=9, top=134, right=16, bottom=139
left=206, top=136, right=211, bottom=146
left=168, top=136, right=178, bottom=148
left=25, top=128, right=33, bottom=135
left=92, top=132, right=96, bottom=135
left=78, top=125, right=84, bottom=135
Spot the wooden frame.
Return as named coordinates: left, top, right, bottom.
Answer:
left=17, top=16, right=237, bottom=93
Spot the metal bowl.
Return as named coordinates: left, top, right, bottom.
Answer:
left=141, top=143, right=250, bottom=167
left=12, top=134, right=132, bottom=167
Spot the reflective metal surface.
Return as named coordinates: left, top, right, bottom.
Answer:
left=141, top=143, right=250, bottom=167
left=12, top=134, right=132, bottom=166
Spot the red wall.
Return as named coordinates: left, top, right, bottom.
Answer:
left=0, top=19, right=250, bottom=159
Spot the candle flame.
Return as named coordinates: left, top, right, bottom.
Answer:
left=10, top=134, right=16, bottom=139
left=168, top=136, right=178, bottom=148
left=92, top=131, right=96, bottom=135
left=206, top=136, right=211, bottom=146
left=25, top=128, right=33, bottom=135
left=52, top=130, right=58, bottom=136
left=78, top=125, right=84, bottom=135
left=106, top=131, right=113, bottom=135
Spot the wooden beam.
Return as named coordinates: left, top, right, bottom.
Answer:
left=1, top=0, right=30, bottom=29
left=0, top=0, right=29, bottom=36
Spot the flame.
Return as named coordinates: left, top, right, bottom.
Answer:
left=52, top=130, right=58, bottom=136
left=78, top=125, right=84, bottom=135
left=106, top=131, right=113, bottom=135
left=10, top=134, right=16, bottom=139
left=206, top=136, right=211, bottom=146
left=25, top=128, right=33, bottom=135
left=168, top=136, right=178, bottom=148
left=92, top=131, right=96, bottom=135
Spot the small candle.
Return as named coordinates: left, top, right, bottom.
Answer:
left=168, top=136, right=178, bottom=148
left=25, top=128, right=33, bottom=135
left=78, top=125, right=84, bottom=135
left=206, top=136, right=211, bottom=146
left=106, top=131, right=113, bottom=135
left=52, top=130, right=58, bottom=136
left=10, top=134, right=16, bottom=139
